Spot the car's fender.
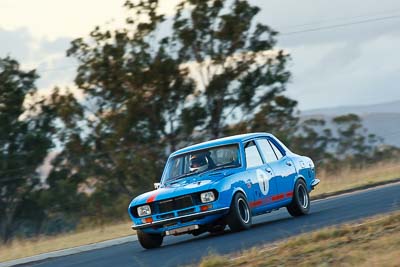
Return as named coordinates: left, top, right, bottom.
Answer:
left=210, top=171, right=251, bottom=209
left=294, top=175, right=307, bottom=190
left=231, top=186, right=248, bottom=201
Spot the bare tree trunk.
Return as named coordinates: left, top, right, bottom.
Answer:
left=1, top=197, right=18, bottom=243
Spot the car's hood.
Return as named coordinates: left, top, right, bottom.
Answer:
left=129, top=170, right=235, bottom=206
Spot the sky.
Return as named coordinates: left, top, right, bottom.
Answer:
left=1, top=0, right=400, bottom=111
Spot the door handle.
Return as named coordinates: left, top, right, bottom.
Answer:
left=286, top=161, right=292, bottom=166
left=266, top=168, right=272, bottom=173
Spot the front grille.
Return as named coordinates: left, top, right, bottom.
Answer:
left=158, top=199, right=174, bottom=213
left=177, top=208, right=195, bottom=216
left=159, top=212, right=175, bottom=219
left=158, top=195, right=194, bottom=213
left=175, top=195, right=194, bottom=210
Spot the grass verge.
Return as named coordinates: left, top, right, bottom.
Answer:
left=0, top=221, right=134, bottom=262
left=1, top=160, right=399, bottom=262
left=313, top=161, right=400, bottom=199
left=198, top=211, right=400, bottom=267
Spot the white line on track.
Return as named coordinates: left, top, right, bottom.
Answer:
left=1, top=180, right=399, bottom=267
left=0, top=235, right=138, bottom=267
left=311, top=180, right=400, bottom=204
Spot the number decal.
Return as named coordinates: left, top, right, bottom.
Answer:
left=256, top=169, right=271, bottom=195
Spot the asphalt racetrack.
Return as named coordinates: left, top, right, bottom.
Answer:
left=23, top=183, right=400, bottom=267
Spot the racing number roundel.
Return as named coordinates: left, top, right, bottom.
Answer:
left=256, top=169, right=271, bottom=195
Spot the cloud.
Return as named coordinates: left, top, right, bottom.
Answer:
left=38, top=37, right=71, bottom=56
left=0, top=26, right=76, bottom=97
left=0, top=0, right=125, bottom=40
left=0, top=0, right=180, bottom=40
left=1, top=0, right=400, bottom=112
left=248, top=0, right=400, bottom=110
left=0, top=27, right=34, bottom=61
left=253, top=0, right=400, bottom=33
left=0, top=0, right=180, bottom=96
left=286, top=34, right=400, bottom=110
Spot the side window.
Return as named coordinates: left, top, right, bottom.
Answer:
left=269, top=140, right=284, bottom=160
left=256, top=139, right=278, bottom=163
left=244, top=141, right=263, bottom=168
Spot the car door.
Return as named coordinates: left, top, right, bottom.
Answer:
left=244, top=140, right=278, bottom=212
left=255, top=138, right=296, bottom=201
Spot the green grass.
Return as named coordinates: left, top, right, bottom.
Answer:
left=198, top=211, right=400, bottom=267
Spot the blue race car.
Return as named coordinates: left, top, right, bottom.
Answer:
left=128, top=133, right=320, bottom=249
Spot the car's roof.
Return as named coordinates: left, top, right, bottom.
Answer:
left=171, top=132, right=273, bottom=156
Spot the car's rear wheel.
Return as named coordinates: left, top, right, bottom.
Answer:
left=137, top=229, right=163, bottom=249
left=287, top=179, right=310, bottom=217
left=226, top=192, right=252, bottom=232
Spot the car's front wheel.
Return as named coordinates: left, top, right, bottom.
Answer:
left=137, top=229, right=163, bottom=249
left=287, top=179, right=310, bottom=217
left=226, top=192, right=252, bottom=232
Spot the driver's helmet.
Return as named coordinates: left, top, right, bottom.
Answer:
left=189, top=154, right=208, bottom=172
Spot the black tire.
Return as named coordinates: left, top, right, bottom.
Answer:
left=226, top=192, right=252, bottom=232
left=208, top=224, right=226, bottom=236
left=137, top=229, right=163, bottom=249
left=287, top=179, right=310, bottom=217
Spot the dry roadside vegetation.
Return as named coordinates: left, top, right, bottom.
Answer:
left=1, top=161, right=399, bottom=262
left=198, top=211, right=400, bottom=267
left=0, top=221, right=134, bottom=262
left=314, top=160, right=400, bottom=197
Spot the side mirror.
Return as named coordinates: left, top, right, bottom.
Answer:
left=154, top=183, right=160, bottom=190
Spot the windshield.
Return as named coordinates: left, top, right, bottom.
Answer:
left=163, top=144, right=240, bottom=183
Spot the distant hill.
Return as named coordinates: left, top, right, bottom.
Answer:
left=300, top=100, right=400, bottom=147
left=302, top=100, right=400, bottom=116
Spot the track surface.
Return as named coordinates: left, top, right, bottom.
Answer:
left=25, top=183, right=400, bottom=267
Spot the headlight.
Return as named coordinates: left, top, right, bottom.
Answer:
left=137, top=205, right=151, bottom=217
left=200, top=191, right=215, bottom=203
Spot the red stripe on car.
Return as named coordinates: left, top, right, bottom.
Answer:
left=250, top=191, right=294, bottom=208
left=272, top=194, right=284, bottom=201
left=146, top=193, right=158, bottom=203
left=250, top=200, right=262, bottom=207
left=286, top=191, right=293, bottom=197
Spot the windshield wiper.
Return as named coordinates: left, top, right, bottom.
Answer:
left=199, top=164, right=239, bottom=176
left=165, top=164, right=239, bottom=184
left=165, top=171, right=198, bottom=185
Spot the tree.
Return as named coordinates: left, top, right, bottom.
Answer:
left=37, top=88, right=91, bottom=229
left=173, top=0, right=291, bottom=139
left=290, top=118, right=334, bottom=165
left=222, top=95, right=299, bottom=146
left=41, top=1, right=198, bottom=222
left=0, top=57, right=54, bottom=242
left=331, top=113, right=381, bottom=165
left=249, top=95, right=298, bottom=144
left=67, top=0, right=195, bottom=152
left=291, top=114, right=382, bottom=170
left=50, top=0, right=292, bottom=214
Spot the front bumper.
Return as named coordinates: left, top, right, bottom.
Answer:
left=311, top=178, right=320, bottom=189
left=131, top=207, right=229, bottom=230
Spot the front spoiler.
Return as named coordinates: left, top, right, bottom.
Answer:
left=132, top=207, right=229, bottom=230
left=311, top=178, right=320, bottom=189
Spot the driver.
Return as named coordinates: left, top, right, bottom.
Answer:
left=189, top=153, right=209, bottom=172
